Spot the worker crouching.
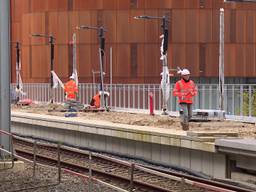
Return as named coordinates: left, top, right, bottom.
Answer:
left=173, top=69, right=197, bottom=131
left=90, top=91, right=110, bottom=109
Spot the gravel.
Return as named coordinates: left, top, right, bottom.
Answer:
left=0, top=161, right=120, bottom=192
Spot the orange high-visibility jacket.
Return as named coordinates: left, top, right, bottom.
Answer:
left=92, top=93, right=100, bottom=108
left=173, top=79, right=197, bottom=104
left=64, top=80, right=78, bottom=100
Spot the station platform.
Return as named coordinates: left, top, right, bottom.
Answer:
left=12, top=111, right=219, bottom=152
left=11, top=111, right=242, bottom=178
left=216, top=139, right=256, bottom=157
left=216, top=139, right=256, bottom=172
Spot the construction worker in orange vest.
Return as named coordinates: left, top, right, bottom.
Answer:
left=64, top=74, right=78, bottom=101
left=90, top=91, right=110, bottom=108
left=173, top=69, right=197, bottom=131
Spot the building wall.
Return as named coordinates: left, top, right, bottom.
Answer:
left=10, top=0, right=256, bottom=84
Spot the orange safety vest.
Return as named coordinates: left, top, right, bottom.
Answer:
left=92, top=94, right=100, bottom=108
left=173, top=79, right=197, bottom=104
left=64, top=80, right=78, bottom=100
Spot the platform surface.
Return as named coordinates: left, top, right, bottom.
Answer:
left=216, top=139, right=256, bottom=152
left=11, top=111, right=218, bottom=152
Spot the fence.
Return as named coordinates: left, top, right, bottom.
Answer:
left=12, top=83, right=256, bottom=117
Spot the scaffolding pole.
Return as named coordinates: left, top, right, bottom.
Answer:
left=0, top=0, right=11, bottom=153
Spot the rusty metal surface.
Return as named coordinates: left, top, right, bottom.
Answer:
left=10, top=0, right=256, bottom=83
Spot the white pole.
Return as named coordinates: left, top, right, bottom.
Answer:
left=99, top=48, right=105, bottom=108
left=110, top=47, right=113, bottom=107
left=219, top=8, right=225, bottom=111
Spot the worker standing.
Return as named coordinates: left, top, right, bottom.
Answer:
left=64, top=74, right=78, bottom=111
left=173, top=69, right=197, bottom=131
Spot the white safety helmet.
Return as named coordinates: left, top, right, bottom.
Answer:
left=99, top=91, right=110, bottom=97
left=69, top=74, right=75, bottom=79
left=181, top=69, right=190, bottom=76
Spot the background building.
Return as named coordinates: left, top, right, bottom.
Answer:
left=10, top=0, right=256, bottom=84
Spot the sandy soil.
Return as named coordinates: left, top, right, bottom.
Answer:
left=11, top=103, right=256, bottom=138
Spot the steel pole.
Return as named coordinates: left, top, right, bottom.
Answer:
left=0, top=0, right=11, bottom=152
left=50, top=36, right=54, bottom=103
left=16, top=42, right=20, bottom=102
left=219, top=8, right=225, bottom=111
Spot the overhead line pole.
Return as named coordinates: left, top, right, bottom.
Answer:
left=31, top=34, right=56, bottom=103
left=0, top=0, right=11, bottom=153
left=77, top=25, right=107, bottom=108
left=134, top=15, right=170, bottom=115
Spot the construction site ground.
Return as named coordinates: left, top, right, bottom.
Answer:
left=11, top=103, right=256, bottom=138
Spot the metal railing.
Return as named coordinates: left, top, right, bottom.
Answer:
left=12, top=83, right=256, bottom=117
left=0, top=130, right=14, bottom=171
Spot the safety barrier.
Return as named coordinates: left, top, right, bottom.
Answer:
left=12, top=83, right=256, bottom=117
left=0, top=130, right=14, bottom=171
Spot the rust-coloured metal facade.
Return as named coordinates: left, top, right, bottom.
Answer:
left=10, top=0, right=256, bottom=83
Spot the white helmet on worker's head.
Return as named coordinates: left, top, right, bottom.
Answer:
left=69, top=74, right=75, bottom=80
left=181, top=69, right=190, bottom=76
left=99, top=91, right=110, bottom=97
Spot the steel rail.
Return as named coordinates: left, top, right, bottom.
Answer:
left=13, top=137, right=255, bottom=192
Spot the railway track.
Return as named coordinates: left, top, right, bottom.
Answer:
left=13, top=136, right=254, bottom=192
